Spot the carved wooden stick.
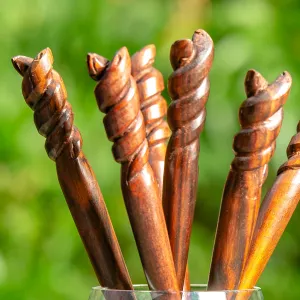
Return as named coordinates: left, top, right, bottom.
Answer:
left=131, top=44, right=170, bottom=197
left=131, top=46, right=193, bottom=291
left=239, top=121, right=299, bottom=290
left=164, top=29, right=214, bottom=290
left=12, top=48, right=134, bottom=292
left=208, top=70, right=292, bottom=291
left=87, top=47, right=179, bottom=294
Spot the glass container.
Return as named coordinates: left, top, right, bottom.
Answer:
left=89, top=284, right=263, bottom=299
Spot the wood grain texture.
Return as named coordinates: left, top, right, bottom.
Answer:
left=131, top=45, right=170, bottom=197
left=131, top=45, right=193, bottom=291
left=164, top=29, right=214, bottom=290
left=87, top=47, right=180, bottom=294
left=239, top=121, right=299, bottom=290
left=12, top=49, right=134, bottom=292
left=208, top=70, right=292, bottom=291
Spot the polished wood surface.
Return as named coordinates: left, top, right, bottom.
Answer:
left=208, top=70, right=292, bottom=291
left=239, top=121, right=299, bottom=290
left=87, top=47, right=179, bottom=294
left=163, top=29, right=214, bottom=290
left=11, top=32, right=296, bottom=296
left=12, top=49, right=134, bottom=292
left=183, top=266, right=191, bottom=292
left=131, top=45, right=170, bottom=197
left=131, top=45, right=191, bottom=290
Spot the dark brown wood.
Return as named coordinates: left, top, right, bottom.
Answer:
left=239, top=121, right=299, bottom=290
left=12, top=48, right=134, bottom=292
left=163, top=29, right=214, bottom=290
left=208, top=70, right=292, bottom=291
left=131, top=45, right=193, bottom=291
left=131, top=44, right=170, bottom=197
left=87, top=47, right=180, bottom=294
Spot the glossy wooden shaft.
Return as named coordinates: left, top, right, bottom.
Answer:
left=57, top=150, right=134, bottom=295
left=208, top=70, right=292, bottom=291
left=164, top=29, right=214, bottom=290
left=239, top=122, right=299, bottom=290
left=87, top=47, right=179, bottom=294
left=131, top=44, right=170, bottom=197
left=12, top=49, right=133, bottom=292
left=183, top=266, right=191, bottom=292
left=131, top=45, right=193, bottom=290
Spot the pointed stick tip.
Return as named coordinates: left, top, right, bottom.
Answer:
left=142, top=44, right=156, bottom=55
left=87, top=52, right=109, bottom=81
left=34, top=48, right=53, bottom=64
left=112, top=47, right=130, bottom=66
left=244, top=69, right=268, bottom=97
left=193, top=29, right=213, bottom=49
left=134, top=44, right=156, bottom=62
left=170, top=39, right=194, bottom=70
left=132, top=44, right=156, bottom=75
left=11, top=55, right=33, bottom=76
left=280, top=71, right=292, bottom=84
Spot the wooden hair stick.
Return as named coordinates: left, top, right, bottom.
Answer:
left=87, top=47, right=179, bottom=294
left=208, top=70, right=292, bottom=290
left=239, top=121, right=299, bottom=290
left=131, top=44, right=170, bottom=197
left=164, top=29, right=214, bottom=290
left=131, top=45, right=192, bottom=291
left=12, top=48, right=134, bottom=292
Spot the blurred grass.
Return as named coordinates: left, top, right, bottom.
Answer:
left=0, top=0, right=300, bottom=299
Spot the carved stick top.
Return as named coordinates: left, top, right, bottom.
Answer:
left=278, top=121, right=300, bottom=174
left=233, top=70, right=292, bottom=171
left=167, top=29, right=214, bottom=146
left=87, top=47, right=147, bottom=180
left=131, top=44, right=170, bottom=145
left=12, top=48, right=82, bottom=161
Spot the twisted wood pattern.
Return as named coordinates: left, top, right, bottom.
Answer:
left=131, top=45, right=170, bottom=196
left=87, top=47, right=179, bottom=294
left=12, top=48, right=134, bottom=292
left=163, top=29, right=214, bottom=290
left=208, top=70, right=292, bottom=291
left=239, top=121, right=299, bottom=291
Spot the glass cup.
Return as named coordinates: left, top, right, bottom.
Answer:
left=89, top=284, right=263, bottom=299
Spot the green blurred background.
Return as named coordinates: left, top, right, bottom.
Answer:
left=1, top=0, right=300, bottom=298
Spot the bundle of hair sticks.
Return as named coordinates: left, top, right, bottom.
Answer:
left=12, top=28, right=298, bottom=298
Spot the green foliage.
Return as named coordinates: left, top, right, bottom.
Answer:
left=0, top=0, right=299, bottom=298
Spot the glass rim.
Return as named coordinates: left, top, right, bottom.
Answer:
left=91, top=284, right=262, bottom=294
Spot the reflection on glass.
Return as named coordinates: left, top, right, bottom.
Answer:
left=89, top=284, right=264, bottom=300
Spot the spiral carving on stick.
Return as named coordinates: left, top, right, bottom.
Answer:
left=163, top=29, right=214, bottom=289
left=167, top=29, right=213, bottom=143
left=239, top=122, right=298, bottom=292
left=233, top=70, right=292, bottom=172
left=88, top=47, right=148, bottom=179
left=12, top=48, right=82, bottom=161
left=12, top=48, right=135, bottom=293
left=87, top=47, right=179, bottom=293
left=208, top=70, right=292, bottom=291
left=131, top=45, right=170, bottom=194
